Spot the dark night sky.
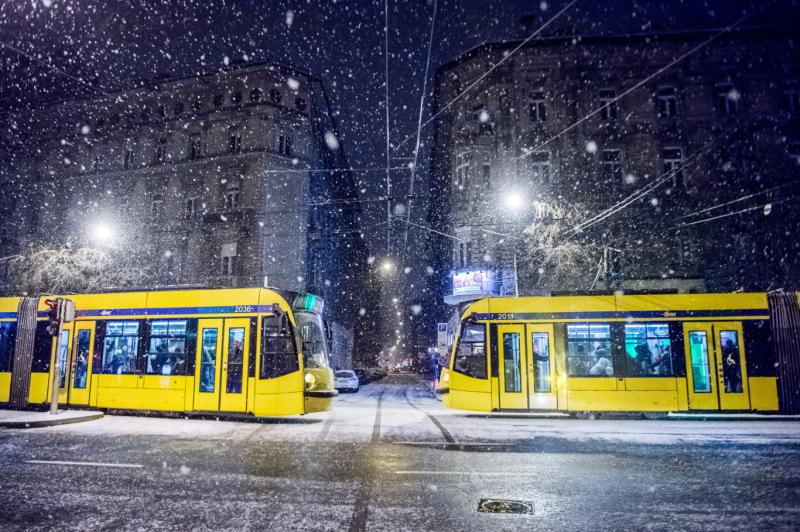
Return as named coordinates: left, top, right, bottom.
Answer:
left=0, top=0, right=791, bottom=271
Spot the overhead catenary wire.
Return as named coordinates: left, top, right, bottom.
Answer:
left=400, top=0, right=438, bottom=267
left=515, top=4, right=769, bottom=162
left=0, top=39, right=113, bottom=98
left=675, top=199, right=793, bottom=228
left=564, top=137, right=723, bottom=237
left=676, top=179, right=800, bottom=221
left=390, top=0, right=579, bottom=156
left=384, top=0, right=392, bottom=256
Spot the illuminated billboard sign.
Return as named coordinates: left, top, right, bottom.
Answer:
left=451, top=269, right=497, bottom=296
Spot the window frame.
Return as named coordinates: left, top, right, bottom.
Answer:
left=662, top=147, right=685, bottom=188
left=260, top=314, right=300, bottom=379
left=145, top=319, right=197, bottom=376
left=656, top=85, right=678, bottom=118
left=100, top=320, right=142, bottom=375
left=452, top=322, right=488, bottom=380
left=529, top=92, right=547, bottom=122
left=598, top=88, right=618, bottom=120
left=565, top=322, right=614, bottom=377
left=622, top=322, right=675, bottom=377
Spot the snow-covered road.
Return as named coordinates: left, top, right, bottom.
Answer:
left=2, top=374, right=800, bottom=531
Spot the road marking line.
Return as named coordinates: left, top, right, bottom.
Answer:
left=25, top=460, right=143, bottom=469
left=395, top=470, right=531, bottom=476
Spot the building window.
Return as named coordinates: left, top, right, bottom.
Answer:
left=250, top=88, right=262, bottom=103
left=529, top=92, right=547, bottom=122
left=663, top=147, right=685, bottom=188
left=601, top=149, right=622, bottom=182
left=188, top=135, right=203, bottom=160
left=784, top=89, right=800, bottom=115
left=270, top=88, right=282, bottom=103
left=566, top=323, right=612, bottom=377
left=213, top=93, right=223, bottom=108
left=228, top=132, right=242, bottom=154
left=123, top=148, right=134, bottom=169
left=174, top=102, right=184, bottom=117
left=656, top=85, right=678, bottom=118
left=482, top=163, right=491, bottom=188
left=455, top=152, right=471, bottom=190
left=192, top=97, right=203, bottom=112
left=278, top=133, right=293, bottom=157
left=140, top=107, right=151, bottom=122
left=224, top=184, right=240, bottom=210
left=528, top=151, right=551, bottom=182
left=295, top=97, right=307, bottom=111
left=185, top=197, right=198, bottom=218
left=715, top=83, right=741, bottom=115
left=92, top=154, right=102, bottom=172
left=599, top=89, right=618, bottom=120
left=624, top=323, right=674, bottom=377
left=158, top=105, right=167, bottom=119
left=155, top=138, right=167, bottom=164
left=221, top=243, right=237, bottom=276
left=231, top=91, right=242, bottom=104
left=150, top=193, right=164, bottom=218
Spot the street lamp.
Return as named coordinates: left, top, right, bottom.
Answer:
left=88, top=221, right=115, bottom=246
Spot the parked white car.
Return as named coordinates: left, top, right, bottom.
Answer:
left=334, top=370, right=360, bottom=392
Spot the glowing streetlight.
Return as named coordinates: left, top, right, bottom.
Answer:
left=504, top=191, right=525, bottom=212
left=380, top=259, right=395, bottom=273
left=89, top=221, right=115, bottom=245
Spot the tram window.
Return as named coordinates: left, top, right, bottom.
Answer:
left=146, top=319, right=195, bottom=376
left=73, top=330, right=90, bottom=389
left=720, top=330, right=743, bottom=393
left=502, top=332, right=522, bottom=392
left=32, top=321, right=53, bottom=373
left=688, top=331, right=711, bottom=393
left=101, top=321, right=140, bottom=375
left=453, top=323, right=487, bottom=379
left=566, top=323, right=613, bottom=377
left=624, top=323, right=673, bottom=377
left=261, top=315, right=299, bottom=379
left=0, top=322, right=17, bottom=372
left=199, top=329, right=219, bottom=392
left=743, top=320, right=776, bottom=377
left=532, top=332, right=551, bottom=393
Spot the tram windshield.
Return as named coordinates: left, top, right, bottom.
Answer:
left=295, top=311, right=330, bottom=369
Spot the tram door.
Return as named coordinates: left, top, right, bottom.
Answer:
left=67, top=322, right=95, bottom=405
left=526, top=324, right=557, bottom=409
left=219, top=318, right=249, bottom=412
left=55, top=325, right=73, bottom=405
left=194, top=319, right=223, bottom=411
left=497, top=324, right=528, bottom=409
left=683, top=322, right=750, bottom=410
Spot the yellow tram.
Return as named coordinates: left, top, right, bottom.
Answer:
left=437, top=292, right=784, bottom=413
left=0, top=288, right=337, bottom=416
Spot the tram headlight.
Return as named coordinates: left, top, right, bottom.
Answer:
left=304, top=372, right=316, bottom=390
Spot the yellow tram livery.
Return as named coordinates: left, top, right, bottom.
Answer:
left=0, top=288, right=337, bottom=417
left=438, top=292, right=788, bottom=414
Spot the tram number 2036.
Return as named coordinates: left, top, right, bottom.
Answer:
left=233, top=305, right=254, bottom=313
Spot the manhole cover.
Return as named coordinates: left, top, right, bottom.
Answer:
left=477, top=498, right=534, bottom=515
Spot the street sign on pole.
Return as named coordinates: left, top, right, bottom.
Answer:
left=48, top=298, right=75, bottom=415
left=436, top=323, right=448, bottom=357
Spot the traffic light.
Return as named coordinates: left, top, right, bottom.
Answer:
left=44, top=299, right=60, bottom=336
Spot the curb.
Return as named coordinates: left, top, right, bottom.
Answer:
left=0, top=411, right=104, bottom=429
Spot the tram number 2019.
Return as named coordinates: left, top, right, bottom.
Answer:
left=497, top=313, right=514, bottom=320
left=234, top=305, right=253, bottom=313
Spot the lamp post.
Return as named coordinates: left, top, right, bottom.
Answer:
left=504, top=191, right=525, bottom=297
